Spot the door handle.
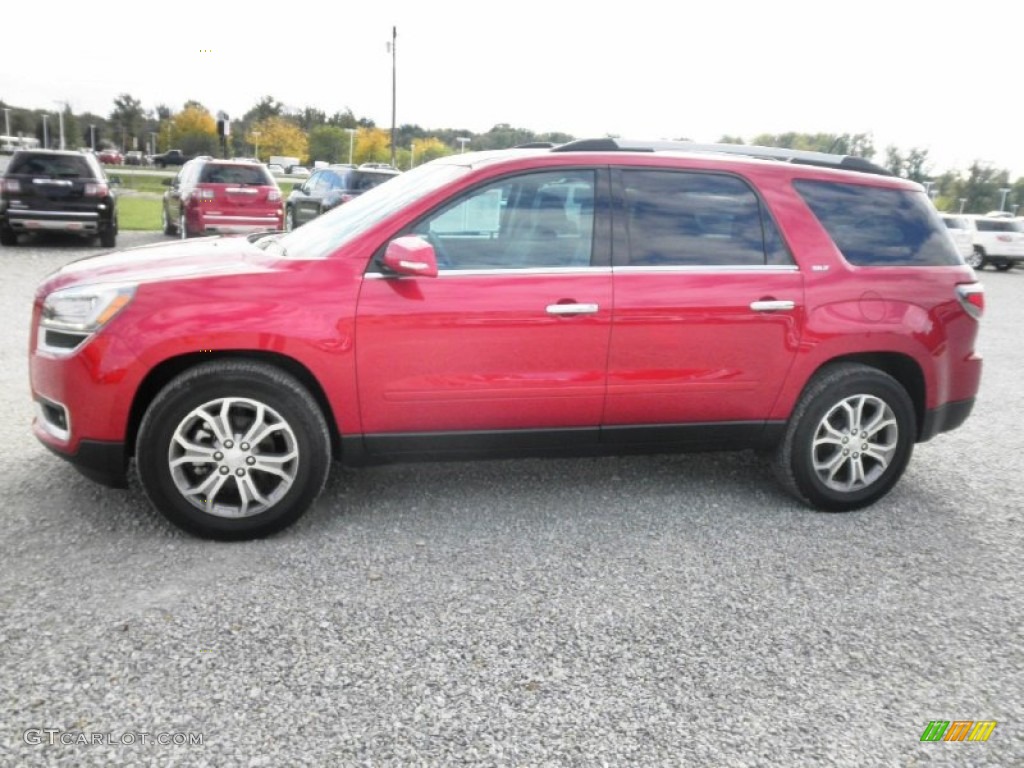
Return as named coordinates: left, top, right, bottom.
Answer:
left=749, top=300, right=795, bottom=312
left=546, top=302, right=599, bottom=315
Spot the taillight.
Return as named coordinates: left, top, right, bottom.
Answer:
left=956, top=283, right=984, bottom=320
left=84, top=182, right=109, bottom=197
left=268, top=190, right=281, bottom=202
left=1, top=179, right=21, bottom=193
left=340, top=193, right=355, bottom=204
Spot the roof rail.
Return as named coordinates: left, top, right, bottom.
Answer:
left=551, top=138, right=891, bottom=176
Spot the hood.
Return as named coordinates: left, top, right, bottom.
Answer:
left=39, top=236, right=278, bottom=295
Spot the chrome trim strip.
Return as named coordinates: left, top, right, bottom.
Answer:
left=364, top=267, right=614, bottom=279
left=9, top=210, right=98, bottom=218
left=614, top=265, right=800, bottom=274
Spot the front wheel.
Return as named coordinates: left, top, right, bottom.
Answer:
left=136, top=361, right=332, bottom=540
left=773, top=363, right=915, bottom=511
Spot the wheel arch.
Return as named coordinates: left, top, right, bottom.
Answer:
left=126, top=351, right=341, bottom=460
left=803, top=352, right=926, bottom=440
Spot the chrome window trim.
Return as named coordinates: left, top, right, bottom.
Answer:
left=365, top=267, right=614, bottom=279
left=614, top=264, right=800, bottom=274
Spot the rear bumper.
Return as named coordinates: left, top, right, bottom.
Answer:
left=196, top=214, right=282, bottom=235
left=919, top=397, right=975, bottom=442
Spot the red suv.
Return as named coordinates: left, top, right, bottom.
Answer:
left=161, top=157, right=283, bottom=238
left=30, top=139, right=984, bottom=539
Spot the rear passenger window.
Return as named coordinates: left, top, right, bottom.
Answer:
left=794, top=180, right=961, bottom=266
left=621, top=170, right=790, bottom=266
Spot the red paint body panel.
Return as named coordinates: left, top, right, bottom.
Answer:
left=29, top=148, right=983, bottom=472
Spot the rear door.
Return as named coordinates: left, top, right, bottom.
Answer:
left=604, top=169, right=804, bottom=443
left=355, top=168, right=613, bottom=452
left=201, top=164, right=277, bottom=220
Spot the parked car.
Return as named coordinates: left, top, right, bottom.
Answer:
left=266, top=163, right=285, bottom=175
left=124, top=151, right=145, bottom=166
left=98, top=149, right=123, bottom=165
left=28, top=139, right=984, bottom=539
left=963, top=214, right=1024, bottom=270
left=287, top=165, right=311, bottom=178
left=161, top=157, right=283, bottom=238
left=285, top=164, right=401, bottom=229
left=939, top=214, right=974, bottom=261
left=1, top=149, right=118, bottom=247
left=151, top=149, right=193, bottom=168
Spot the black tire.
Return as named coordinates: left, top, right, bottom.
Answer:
left=994, top=261, right=1014, bottom=272
left=136, top=360, right=332, bottom=540
left=0, top=226, right=16, bottom=246
left=966, top=248, right=984, bottom=269
left=773, top=363, right=916, bottom=512
left=162, top=205, right=177, bottom=236
left=285, top=207, right=295, bottom=232
left=179, top=213, right=190, bottom=239
left=100, top=224, right=117, bottom=248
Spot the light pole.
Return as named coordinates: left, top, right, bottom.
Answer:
left=3, top=108, right=10, bottom=138
left=42, top=114, right=49, bottom=149
left=958, top=198, right=967, bottom=214
left=457, top=137, right=470, bottom=153
left=409, top=142, right=415, bottom=170
left=90, top=124, right=96, bottom=151
left=999, top=187, right=1011, bottom=212
left=387, top=26, right=397, bottom=168
left=345, top=128, right=356, bottom=165
left=149, top=131, right=157, bottom=156
left=54, top=101, right=65, bottom=149
left=252, top=131, right=260, bottom=161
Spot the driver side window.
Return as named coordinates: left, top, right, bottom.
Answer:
left=412, top=170, right=596, bottom=270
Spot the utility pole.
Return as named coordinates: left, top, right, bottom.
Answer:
left=3, top=108, right=10, bottom=138
left=345, top=128, right=356, bottom=165
left=42, top=114, right=49, bottom=149
left=999, top=187, right=1011, bottom=212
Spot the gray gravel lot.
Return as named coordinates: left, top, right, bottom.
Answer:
left=1, top=232, right=1021, bottom=766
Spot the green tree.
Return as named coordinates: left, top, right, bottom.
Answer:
left=308, top=125, right=348, bottom=164
left=110, top=93, right=145, bottom=150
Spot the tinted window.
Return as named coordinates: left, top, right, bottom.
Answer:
left=200, top=164, right=272, bottom=185
left=350, top=171, right=399, bottom=192
left=795, top=181, right=960, bottom=266
left=974, top=218, right=1022, bottom=233
left=409, top=170, right=596, bottom=270
left=942, top=217, right=967, bottom=230
left=622, top=170, right=789, bottom=266
left=9, top=153, right=93, bottom=178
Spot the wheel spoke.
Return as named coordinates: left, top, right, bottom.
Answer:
left=250, top=450, right=298, bottom=480
left=811, top=392, right=899, bottom=493
left=170, top=435, right=217, bottom=467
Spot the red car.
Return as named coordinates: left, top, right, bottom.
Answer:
left=30, top=139, right=984, bottom=539
left=97, top=149, right=123, bottom=165
left=161, top=157, right=283, bottom=238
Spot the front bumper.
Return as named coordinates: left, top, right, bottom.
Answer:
left=36, top=433, right=128, bottom=488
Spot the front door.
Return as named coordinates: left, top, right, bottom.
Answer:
left=355, top=169, right=613, bottom=452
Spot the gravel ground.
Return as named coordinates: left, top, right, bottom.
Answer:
left=1, top=232, right=1021, bottom=767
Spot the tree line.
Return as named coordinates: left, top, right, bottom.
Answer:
left=1, top=95, right=1020, bottom=214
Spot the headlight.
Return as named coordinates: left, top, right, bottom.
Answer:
left=38, top=283, right=136, bottom=355
left=41, top=283, right=136, bottom=333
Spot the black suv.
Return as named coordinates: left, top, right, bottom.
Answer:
left=0, top=150, right=118, bottom=247
left=285, top=164, right=400, bottom=229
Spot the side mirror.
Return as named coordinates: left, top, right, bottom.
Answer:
left=382, top=236, right=439, bottom=278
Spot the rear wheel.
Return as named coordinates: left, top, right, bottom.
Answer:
left=136, top=361, right=332, bottom=540
left=994, top=261, right=1014, bottom=272
left=162, top=205, right=177, bottom=236
left=100, top=227, right=116, bottom=248
left=773, top=363, right=915, bottom=511
left=966, top=247, right=984, bottom=269
left=285, top=207, right=295, bottom=232
left=0, top=226, right=16, bottom=246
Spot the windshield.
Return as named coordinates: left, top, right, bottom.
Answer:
left=262, top=162, right=468, bottom=259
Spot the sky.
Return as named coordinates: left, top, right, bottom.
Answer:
left=2, top=0, right=1021, bottom=177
